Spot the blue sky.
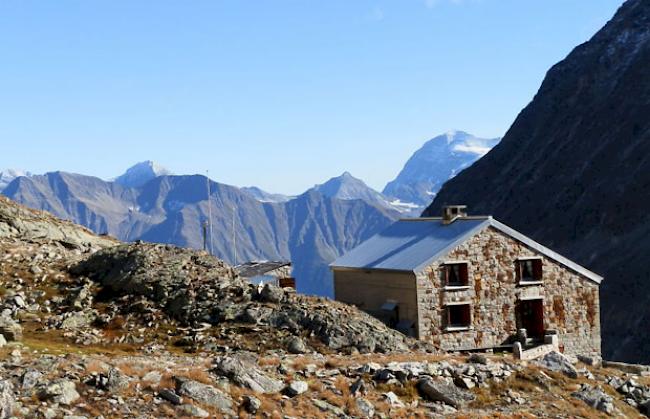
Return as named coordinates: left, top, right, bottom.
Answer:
left=0, top=0, right=624, bottom=194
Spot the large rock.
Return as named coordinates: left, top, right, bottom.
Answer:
left=213, top=356, right=283, bottom=394
left=0, top=316, right=22, bottom=341
left=37, top=380, right=80, bottom=405
left=60, top=310, right=96, bottom=330
left=536, top=351, right=578, bottom=379
left=0, top=380, right=14, bottom=419
left=258, top=284, right=284, bottom=304
left=572, top=385, right=614, bottom=415
left=285, top=381, right=308, bottom=397
left=174, top=377, right=233, bottom=414
left=417, top=377, right=475, bottom=408
left=105, top=368, right=131, bottom=393
left=286, top=336, right=308, bottom=354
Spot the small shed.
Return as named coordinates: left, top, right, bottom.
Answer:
left=235, top=261, right=295, bottom=288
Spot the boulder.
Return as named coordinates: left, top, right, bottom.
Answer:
left=259, top=284, right=284, bottom=304
left=417, top=377, right=475, bottom=408
left=159, top=388, right=182, bottom=405
left=312, top=399, right=345, bottom=416
left=60, top=310, right=95, bottom=330
left=242, top=395, right=262, bottom=414
left=177, top=404, right=209, bottom=418
left=572, top=385, right=614, bottom=415
left=175, top=377, right=233, bottom=414
left=37, top=380, right=80, bottom=405
left=0, top=380, right=14, bottom=419
left=214, top=356, right=283, bottom=394
left=285, top=380, right=308, bottom=397
left=382, top=391, right=405, bottom=408
left=286, top=336, right=308, bottom=354
left=21, top=370, right=42, bottom=390
left=0, top=316, right=22, bottom=341
left=105, top=367, right=131, bottom=393
left=356, top=398, right=375, bottom=418
left=536, top=351, right=578, bottom=379
left=468, top=353, right=488, bottom=365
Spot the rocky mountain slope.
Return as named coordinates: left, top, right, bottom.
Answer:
left=3, top=172, right=397, bottom=297
left=1, top=195, right=650, bottom=418
left=424, top=0, right=650, bottom=364
left=383, top=131, right=500, bottom=207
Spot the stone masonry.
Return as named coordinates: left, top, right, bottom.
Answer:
left=415, top=226, right=601, bottom=358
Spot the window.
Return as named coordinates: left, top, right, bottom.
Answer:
left=518, top=258, right=543, bottom=283
left=446, top=304, right=471, bottom=329
left=444, top=263, right=469, bottom=287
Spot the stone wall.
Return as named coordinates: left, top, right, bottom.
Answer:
left=415, top=226, right=601, bottom=358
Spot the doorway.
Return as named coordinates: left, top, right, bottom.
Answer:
left=517, top=299, right=545, bottom=339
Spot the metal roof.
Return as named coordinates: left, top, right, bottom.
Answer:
left=330, top=217, right=603, bottom=284
left=235, top=261, right=291, bottom=278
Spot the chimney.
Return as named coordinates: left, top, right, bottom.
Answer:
left=442, top=205, right=467, bottom=225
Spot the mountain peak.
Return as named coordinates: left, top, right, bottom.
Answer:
left=0, top=169, right=32, bottom=192
left=114, top=161, right=172, bottom=188
left=382, top=131, right=500, bottom=206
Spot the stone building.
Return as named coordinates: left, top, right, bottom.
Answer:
left=331, top=206, right=603, bottom=358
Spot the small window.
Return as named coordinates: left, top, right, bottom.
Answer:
left=446, top=304, right=471, bottom=329
left=444, top=263, right=469, bottom=287
left=518, top=259, right=543, bottom=283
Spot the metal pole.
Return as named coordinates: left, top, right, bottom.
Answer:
left=202, top=220, right=208, bottom=251
left=206, top=171, right=214, bottom=256
left=232, top=205, right=237, bottom=265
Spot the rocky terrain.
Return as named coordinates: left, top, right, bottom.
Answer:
left=2, top=193, right=650, bottom=418
left=424, top=0, right=650, bottom=364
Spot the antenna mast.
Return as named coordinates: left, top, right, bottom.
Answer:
left=232, top=205, right=237, bottom=265
left=206, top=171, right=214, bottom=256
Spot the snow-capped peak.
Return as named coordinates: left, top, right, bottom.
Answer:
left=382, top=131, right=501, bottom=207
left=114, top=161, right=173, bottom=188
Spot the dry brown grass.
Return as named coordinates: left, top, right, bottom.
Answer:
left=309, top=380, right=325, bottom=393
left=259, top=356, right=281, bottom=366
left=291, top=356, right=322, bottom=371
left=375, top=380, right=420, bottom=403
left=159, top=373, right=176, bottom=390
left=325, top=357, right=344, bottom=369
left=84, top=359, right=109, bottom=374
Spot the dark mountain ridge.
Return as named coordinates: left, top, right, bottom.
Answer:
left=424, top=0, right=650, bottom=363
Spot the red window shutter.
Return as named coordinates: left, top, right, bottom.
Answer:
left=444, top=266, right=450, bottom=286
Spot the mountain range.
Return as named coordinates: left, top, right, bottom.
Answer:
left=425, top=0, right=650, bottom=364
left=0, top=131, right=499, bottom=297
